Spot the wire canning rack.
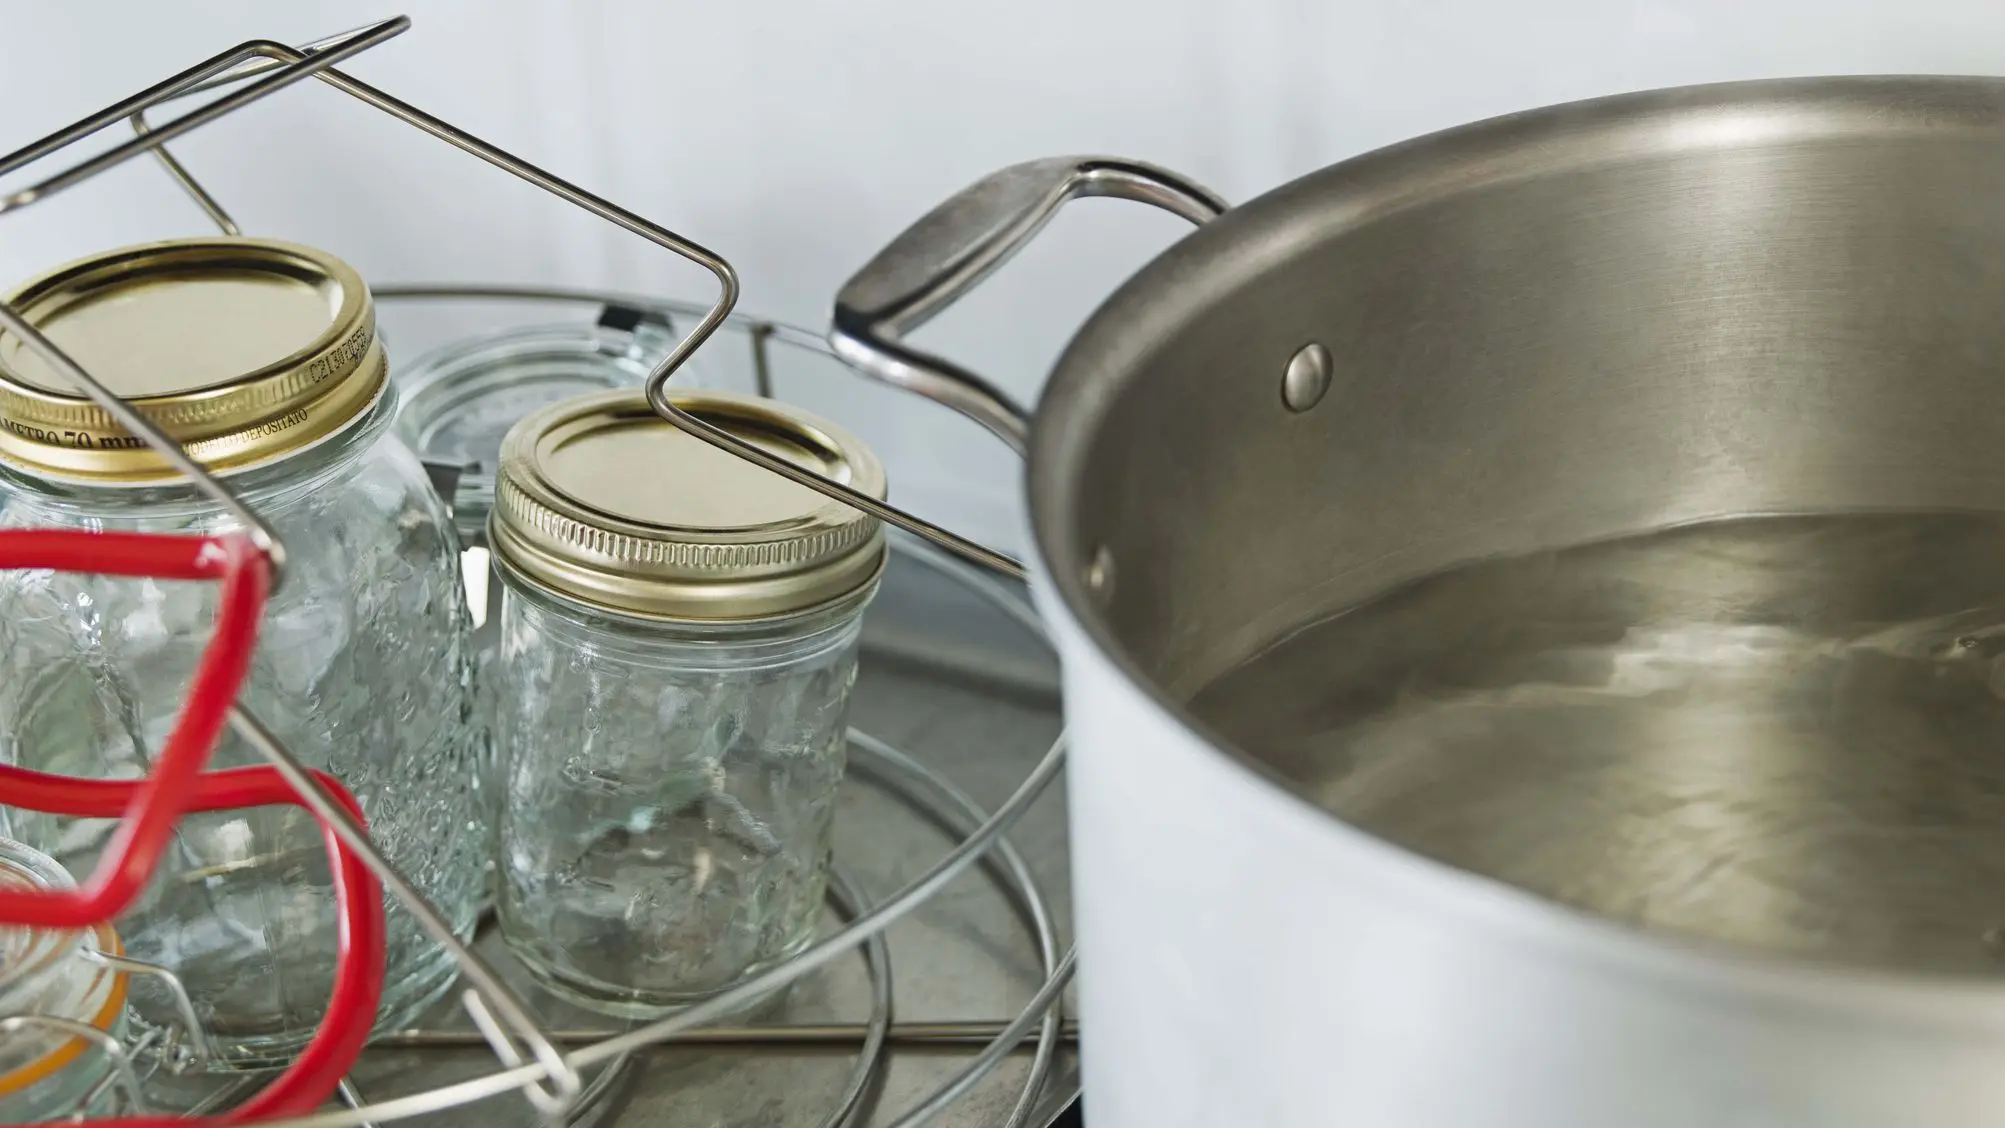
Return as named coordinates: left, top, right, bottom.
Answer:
left=0, top=16, right=1071, bottom=1128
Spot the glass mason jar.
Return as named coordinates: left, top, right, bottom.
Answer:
left=489, top=388, right=885, bottom=1016
left=0, top=238, right=486, bottom=1066
left=0, top=839, right=131, bottom=1121
left=392, top=313, right=681, bottom=548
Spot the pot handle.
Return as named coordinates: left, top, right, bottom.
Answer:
left=647, top=156, right=1227, bottom=580
left=830, top=156, right=1227, bottom=454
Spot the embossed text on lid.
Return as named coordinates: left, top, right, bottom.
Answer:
left=0, top=237, right=382, bottom=483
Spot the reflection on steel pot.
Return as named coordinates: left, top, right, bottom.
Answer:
left=825, top=78, right=2005, bottom=1128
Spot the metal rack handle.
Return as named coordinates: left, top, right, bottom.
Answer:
left=648, top=157, right=1226, bottom=583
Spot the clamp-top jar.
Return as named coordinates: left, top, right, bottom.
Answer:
left=0, top=238, right=487, bottom=1067
left=0, top=839, right=130, bottom=1121
left=489, top=388, right=885, bottom=1016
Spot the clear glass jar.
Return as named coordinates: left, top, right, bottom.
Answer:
left=488, top=388, right=885, bottom=1016
left=0, top=839, right=131, bottom=1121
left=393, top=315, right=681, bottom=547
left=0, top=238, right=486, bottom=1066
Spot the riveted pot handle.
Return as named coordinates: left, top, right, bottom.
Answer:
left=646, top=157, right=1224, bottom=581
left=830, top=156, right=1226, bottom=456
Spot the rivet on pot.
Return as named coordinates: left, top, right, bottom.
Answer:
left=1281, top=342, right=1333, bottom=413
left=1085, top=545, right=1115, bottom=599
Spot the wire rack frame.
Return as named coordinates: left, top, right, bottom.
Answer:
left=0, top=16, right=1072, bottom=1128
left=363, top=285, right=1075, bottom=1116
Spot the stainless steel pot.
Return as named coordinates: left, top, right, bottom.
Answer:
left=727, top=77, right=2005, bottom=1126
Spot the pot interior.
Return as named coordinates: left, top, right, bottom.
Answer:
left=1034, top=77, right=2005, bottom=975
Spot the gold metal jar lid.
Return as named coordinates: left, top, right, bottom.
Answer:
left=491, top=388, right=888, bottom=622
left=0, top=237, right=384, bottom=483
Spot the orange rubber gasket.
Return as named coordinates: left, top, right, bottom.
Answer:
left=0, top=921, right=129, bottom=1099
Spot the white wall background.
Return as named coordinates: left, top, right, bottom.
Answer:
left=3, top=0, right=2003, bottom=555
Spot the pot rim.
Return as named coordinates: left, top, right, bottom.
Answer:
left=1028, top=72, right=2005, bottom=1013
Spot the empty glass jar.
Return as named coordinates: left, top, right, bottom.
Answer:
left=489, top=388, right=884, bottom=1016
left=0, top=839, right=130, bottom=1121
left=0, top=238, right=486, bottom=1066
left=393, top=312, right=683, bottom=548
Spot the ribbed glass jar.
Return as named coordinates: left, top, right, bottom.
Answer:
left=0, top=238, right=486, bottom=1067
left=487, top=388, right=885, bottom=1016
